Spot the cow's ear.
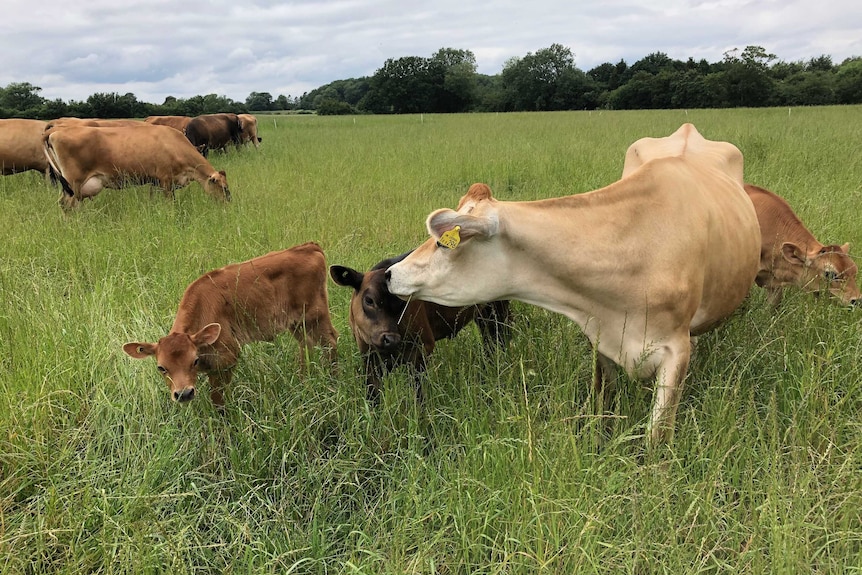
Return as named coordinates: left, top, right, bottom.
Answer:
left=781, top=242, right=808, bottom=265
left=841, top=243, right=851, bottom=254
left=427, top=209, right=498, bottom=242
left=330, top=265, right=363, bottom=290
left=192, top=323, right=221, bottom=346
left=123, top=342, right=156, bottom=359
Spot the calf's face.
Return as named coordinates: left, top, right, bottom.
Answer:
left=330, top=265, right=407, bottom=352
left=784, top=243, right=860, bottom=306
left=123, top=323, right=221, bottom=402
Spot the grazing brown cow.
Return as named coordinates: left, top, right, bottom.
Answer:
left=745, top=183, right=860, bottom=307
left=43, top=123, right=230, bottom=210
left=238, top=113, right=262, bottom=148
left=387, top=124, right=760, bottom=444
left=331, top=252, right=510, bottom=401
left=43, top=117, right=146, bottom=134
left=184, top=113, right=242, bottom=156
left=0, top=118, right=48, bottom=175
left=145, top=115, right=193, bottom=133
left=123, top=243, right=339, bottom=406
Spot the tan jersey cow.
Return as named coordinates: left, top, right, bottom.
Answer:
left=745, top=183, right=859, bottom=307
left=331, top=252, right=510, bottom=401
left=0, top=118, right=49, bottom=175
left=238, top=113, right=261, bottom=148
left=43, top=123, right=230, bottom=210
left=386, top=124, right=760, bottom=444
left=123, top=243, right=339, bottom=406
left=145, top=115, right=193, bottom=133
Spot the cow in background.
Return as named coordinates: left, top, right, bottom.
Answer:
left=386, top=124, right=761, bottom=444
left=238, top=113, right=262, bottom=148
left=331, top=252, right=510, bottom=401
left=746, top=183, right=860, bottom=307
left=0, top=119, right=49, bottom=175
left=184, top=113, right=242, bottom=156
left=145, top=115, right=192, bottom=133
left=44, top=123, right=230, bottom=209
left=124, top=243, right=339, bottom=406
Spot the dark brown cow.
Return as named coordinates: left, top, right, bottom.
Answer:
left=330, top=252, right=510, bottom=401
left=145, top=115, right=193, bottom=133
left=184, top=113, right=242, bottom=156
left=0, top=119, right=48, bottom=175
left=124, top=243, right=339, bottom=406
left=43, top=123, right=230, bottom=210
left=746, top=183, right=860, bottom=306
left=238, top=114, right=262, bottom=148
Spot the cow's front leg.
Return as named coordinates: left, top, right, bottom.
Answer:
left=207, top=369, right=233, bottom=409
left=647, top=338, right=691, bottom=445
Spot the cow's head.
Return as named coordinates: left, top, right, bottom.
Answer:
left=123, top=323, right=221, bottom=402
left=386, top=183, right=508, bottom=307
left=204, top=170, right=231, bottom=201
left=783, top=242, right=861, bottom=306
left=331, top=257, right=415, bottom=353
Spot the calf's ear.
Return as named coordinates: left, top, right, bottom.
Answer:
left=427, top=209, right=498, bottom=242
left=330, top=265, right=363, bottom=290
left=123, top=342, right=156, bottom=359
left=781, top=242, right=807, bottom=265
left=192, top=323, right=222, bottom=346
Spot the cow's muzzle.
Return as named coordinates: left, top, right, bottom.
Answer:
left=173, top=387, right=196, bottom=402
left=374, top=332, right=402, bottom=351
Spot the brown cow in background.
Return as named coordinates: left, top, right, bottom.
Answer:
left=184, top=113, right=242, bottom=156
left=124, top=243, right=339, bottom=406
left=746, top=183, right=860, bottom=307
left=238, top=113, right=262, bottom=148
left=145, top=115, right=192, bottom=133
left=0, top=118, right=49, bottom=175
left=44, top=123, right=230, bottom=209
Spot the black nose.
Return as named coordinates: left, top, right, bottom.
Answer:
left=379, top=332, right=401, bottom=350
left=174, top=388, right=196, bottom=402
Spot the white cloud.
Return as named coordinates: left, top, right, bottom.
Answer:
left=2, top=0, right=860, bottom=104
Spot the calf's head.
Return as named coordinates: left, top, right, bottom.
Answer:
left=123, top=323, right=221, bottom=402
left=784, top=242, right=860, bottom=306
left=330, top=265, right=407, bottom=352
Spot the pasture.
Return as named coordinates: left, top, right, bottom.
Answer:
left=1, top=107, right=861, bottom=573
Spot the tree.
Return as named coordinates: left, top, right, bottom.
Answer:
left=834, top=57, right=862, bottom=104
left=369, top=56, right=438, bottom=113
left=431, top=48, right=478, bottom=112
left=501, top=43, right=590, bottom=111
left=0, top=82, right=44, bottom=116
left=719, top=45, right=777, bottom=107
left=246, top=91, right=274, bottom=111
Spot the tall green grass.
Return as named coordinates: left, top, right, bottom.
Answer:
left=1, top=108, right=861, bottom=573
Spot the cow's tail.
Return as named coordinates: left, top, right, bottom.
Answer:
left=42, top=134, right=75, bottom=199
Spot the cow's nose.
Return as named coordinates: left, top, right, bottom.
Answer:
left=174, top=387, right=196, bottom=402
left=380, top=332, right=401, bottom=349
left=851, top=297, right=860, bottom=307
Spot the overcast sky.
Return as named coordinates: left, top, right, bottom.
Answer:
left=3, top=0, right=861, bottom=105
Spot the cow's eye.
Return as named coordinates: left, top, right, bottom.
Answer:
left=363, top=296, right=375, bottom=307
left=157, top=365, right=167, bottom=374
left=193, top=357, right=200, bottom=367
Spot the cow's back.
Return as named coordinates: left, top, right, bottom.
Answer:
left=177, top=242, right=331, bottom=341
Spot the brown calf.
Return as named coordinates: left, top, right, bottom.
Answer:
left=330, top=252, right=510, bottom=401
left=746, top=184, right=860, bottom=307
left=124, top=242, right=339, bottom=406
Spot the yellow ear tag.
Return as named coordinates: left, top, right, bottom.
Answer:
left=436, top=225, right=461, bottom=250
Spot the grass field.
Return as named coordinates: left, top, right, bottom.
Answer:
left=1, top=107, right=861, bottom=574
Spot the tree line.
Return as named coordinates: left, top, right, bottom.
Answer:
left=2, top=44, right=861, bottom=119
